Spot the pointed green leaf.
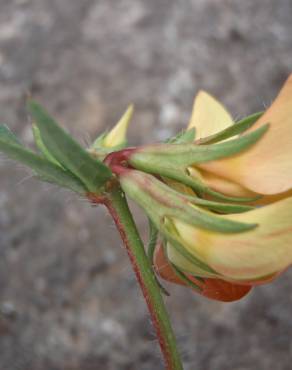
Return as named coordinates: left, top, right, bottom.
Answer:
left=0, top=138, right=86, bottom=193
left=28, top=101, right=112, bottom=192
left=198, top=111, right=263, bottom=144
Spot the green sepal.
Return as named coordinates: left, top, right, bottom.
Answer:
left=142, top=219, right=169, bottom=296
left=161, top=219, right=217, bottom=274
left=91, top=132, right=107, bottom=149
left=91, top=132, right=127, bottom=152
left=89, top=133, right=128, bottom=162
left=183, top=194, right=255, bottom=214
left=0, top=136, right=86, bottom=193
left=171, top=263, right=203, bottom=292
left=129, top=158, right=260, bottom=203
left=27, top=100, right=112, bottom=193
left=198, top=111, right=263, bottom=144
left=166, top=128, right=196, bottom=144
left=165, top=240, right=219, bottom=278
left=130, top=123, right=269, bottom=168
left=147, top=218, right=159, bottom=262
left=120, top=170, right=257, bottom=235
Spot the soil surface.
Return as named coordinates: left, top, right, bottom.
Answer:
left=1, top=1, right=292, bottom=369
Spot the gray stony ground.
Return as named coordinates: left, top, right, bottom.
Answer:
left=1, top=1, right=292, bottom=369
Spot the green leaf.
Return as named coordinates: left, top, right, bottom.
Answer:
left=198, top=111, right=263, bottom=144
left=27, top=100, right=112, bottom=193
left=0, top=138, right=86, bottom=193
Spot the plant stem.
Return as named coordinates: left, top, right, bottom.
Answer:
left=104, top=184, right=184, bottom=370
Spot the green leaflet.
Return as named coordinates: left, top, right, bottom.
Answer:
left=198, top=111, right=263, bottom=144
left=0, top=137, right=86, bottom=194
left=130, top=124, right=269, bottom=168
left=28, top=100, right=112, bottom=193
left=32, top=124, right=62, bottom=167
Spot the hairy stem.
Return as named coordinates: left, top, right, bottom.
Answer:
left=104, top=184, right=184, bottom=370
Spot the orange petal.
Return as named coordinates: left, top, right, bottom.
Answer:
left=200, top=75, right=292, bottom=194
left=197, top=168, right=292, bottom=205
left=154, top=244, right=251, bottom=302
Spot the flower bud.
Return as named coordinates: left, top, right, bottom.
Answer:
left=92, top=105, right=133, bottom=151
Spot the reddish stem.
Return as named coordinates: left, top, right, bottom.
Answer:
left=104, top=198, right=175, bottom=369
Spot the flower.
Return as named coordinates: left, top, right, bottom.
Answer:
left=117, top=76, right=292, bottom=302
left=152, top=194, right=292, bottom=301
left=189, top=76, right=292, bottom=198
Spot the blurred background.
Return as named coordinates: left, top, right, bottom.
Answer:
left=1, top=1, right=292, bottom=369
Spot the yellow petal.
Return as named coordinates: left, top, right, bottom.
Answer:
left=200, top=75, right=292, bottom=194
left=188, top=91, right=233, bottom=139
left=173, top=196, right=292, bottom=281
left=197, top=168, right=257, bottom=198
left=103, top=104, right=134, bottom=147
left=166, top=243, right=219, bottom=278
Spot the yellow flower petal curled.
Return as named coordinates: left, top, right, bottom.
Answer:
left=188, top=91, right=234, bottom=139
left=200, top=75, right=292, bottom=194
left=172, top=196, right=292, bottom=281
left=103, top=104, right=134, bottom=148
